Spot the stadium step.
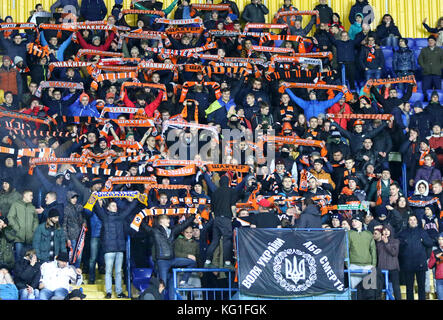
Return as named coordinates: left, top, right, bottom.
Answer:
left=74, top=270, right=130, bottom=300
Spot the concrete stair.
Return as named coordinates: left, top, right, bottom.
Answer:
left=399, top=272, right=438, bottom=300
left=73, top=270, right=131, bottom=301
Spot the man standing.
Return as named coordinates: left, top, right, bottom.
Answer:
left=8, top=190, right=39, bottom=262
left=348, top=214, right=377, bottom=300
left=0, top=216, right=15, bottom=271
left=241, top=0, right=269, bottom=24
left=39, top=252, right=82, bottom=300
left=32, top=209, right=67, bottom=263
left=418, top=35, right=443, bottom=100
left=203, top=175, right=239, bottom=270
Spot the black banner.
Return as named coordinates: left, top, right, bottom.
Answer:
left=237, top=229, right=347, bottom=298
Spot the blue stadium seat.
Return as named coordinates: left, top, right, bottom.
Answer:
left=415, top=81, right=422, bottom=91
left=406, top=38, right=415, bottom=47
left=384, top=56, right=393, bottom=71
left=132, top=268, right=153, bottom=292
left=426, top=90, right=443, bottom=101
left=414, top=38, right=429, bottom=48
left=409, top=92, right=424, bottom=103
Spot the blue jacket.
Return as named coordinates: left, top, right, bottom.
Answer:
left=84, top=208, right=103, bottom=238
left=40, top=32, right=72, bottom=62
left=69, top=100, right=100, bottom=117
left=80, top=0, right=108, bottom=22
left=327, top=32, right=365, bottom=63
left=285, top=88, right=344, bottom=121
left=397, top=225, right=433, bottom=272
left=393, top=47, right=416, bottom=72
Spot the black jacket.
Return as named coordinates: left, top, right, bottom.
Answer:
left=397, top=225, right=434, bottom=272
left=296, top=205, right=322, bottom=229
left=94, top=200, right=137, bottom=254
left=370, top=84, right=413, bottom=114
left=13, top=258, right=41, bottom=290
left=210, top=175, right=238, bottom=218
left=142, top=215, right=195, bottom=261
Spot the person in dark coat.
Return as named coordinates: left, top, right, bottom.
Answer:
left=295, top=198, right=322, bottom=229
left=62, top=191, right=87, bottom=269
left=138, top=276, right=165, bottom=300
left=32, top=209, right=67, bottom=263
left=349, top=0, right=374, bottom=25
left=359, top=35, right=385, bottom=81
left=241, top=0, right=269, bottom=23
left=397, top=214, right=434, bottom=300
left=375, top=14, right=402, bottom=47
left=140, top=212, right=198, bottom=300
left=203, top=174, right=242, bottom=270
left=80, top=0, right=108, bottom=22
left=93, top=198, right=138, bottom=299
left=374, top=225, right=401, bottom=300
left=370, top=83, right=413, bottom=115
left=393, top=38, right=417, bottom=88
left=13, top=249, right=41, bottom=300
left=313, top=0, right=333, bottom=24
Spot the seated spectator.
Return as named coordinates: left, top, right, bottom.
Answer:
left=13, top=249, right=41, bottom=300
left=376, top=14, right=402, bottom=47
left=0, top=268, right=18, bottom=300
left=39, top=252, right=82, bottom=300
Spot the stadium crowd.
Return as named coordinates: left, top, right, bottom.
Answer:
left=0, top=0, right=442, bottom=300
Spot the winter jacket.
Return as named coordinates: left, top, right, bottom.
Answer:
left=333, top=120, right=388, bottom=154
left=80, top=0, right=107, bottom=22
left=207, top=175, right=238, bottom=218
left=418, top=46, right=443, bottom=76
left=359, top=46, right=385, bottom=70
left=7, top=200, right=39, bottom=244
left=313, top=4, right=333, bottom=24
left=174, top=235, right=199, bottom=260
left=0, top=227, right=15, bottom=270
left=349, top=0, right=374, bottom=25
left=296, top=205, right=322, bottom=229
left=0, top=65, right=23, bottom=96
left=414, top=165, right=442, bottom=184
left=39, top=32, right=72, bottom=62
left=397, top=225, right=433, bottom=272
left=0, top=189, right=21, bottom=218
left=0, top=33, right=35, bottom=63
left=393, top=47, right=416, bottom=72
left=63, top=192, right=86, bottom=241
left=375, top=228, right=400, bottom=271
left=205, top=98, right=235, bottom=129
left=376, top=23, right=401, bottom=42
left=68, top=100, right=101, bottom=117
left=348, top=22, right=362, bottom=40
left=428, top=247, right=443, bottom=280
left=349, top=229, right=377, bottom=266
left=32, top=223, right=67, bottom=262
left=327, top=30, right=366, bottom=63
left=241, top=3, right=269, bottom=23
left=142, top=215, right=195, bottom=261
left=285, top=88, right=344, bottom=121
left=94, top=201, right=137, bottom=253
left=13, top=258, right=41, bottom=290
left=426, top=102, right=443, bottom=127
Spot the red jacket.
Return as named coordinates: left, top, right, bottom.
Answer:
left=76, top=31, right=116, bottom=58
left=428, top=249, right=443, bottom=280
left=123, top=90, right=163, bottom=118
left=328, top=102, right=352, bottom=130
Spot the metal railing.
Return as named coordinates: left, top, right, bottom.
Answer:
left=345, top=269, right=394, bottom=300
left=172, top=268, right=238, bottom=301
left=126, top=235, right=132, bottom=299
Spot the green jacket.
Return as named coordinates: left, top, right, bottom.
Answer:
left=8, top=200, right=39, bottom=244
left=0, top=189, right=22, bottom=217
left=174, top=236, right=199, bottom=261
left=32, top=223, right=67, bottom=262
left=418, top=46, right=443, bottom=75
left=348, top=229, right=377, bottom=267
left=0, top=227, right=15, bottom=269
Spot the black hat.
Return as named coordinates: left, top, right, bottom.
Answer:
left=65, top=289, right=86, bottom=300
left=48, top=137, right=58, bottom=147
left=431, top=91, right=439, bottom=98
left=352, top=214, right=364, bottom=223
left=1, top=177, right=13, bottom=186
left=313, top=158, right=324, bottom=166
left=90, top=177, right=104, bottom=186
left=428, top=35, right=437, bottom=41
left=56, top=252, right=69, bottom=262
left=48, top=208, right=60, bottom=218
left=0, top=215, right=8, bottom=225
left=413, top=101, right=423, bottom=109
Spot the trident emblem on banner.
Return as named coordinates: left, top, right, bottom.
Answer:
left=285, top=256, right=306, bottom=284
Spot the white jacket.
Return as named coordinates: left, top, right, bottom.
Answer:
left=39, top=261, right=79, bottom=291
